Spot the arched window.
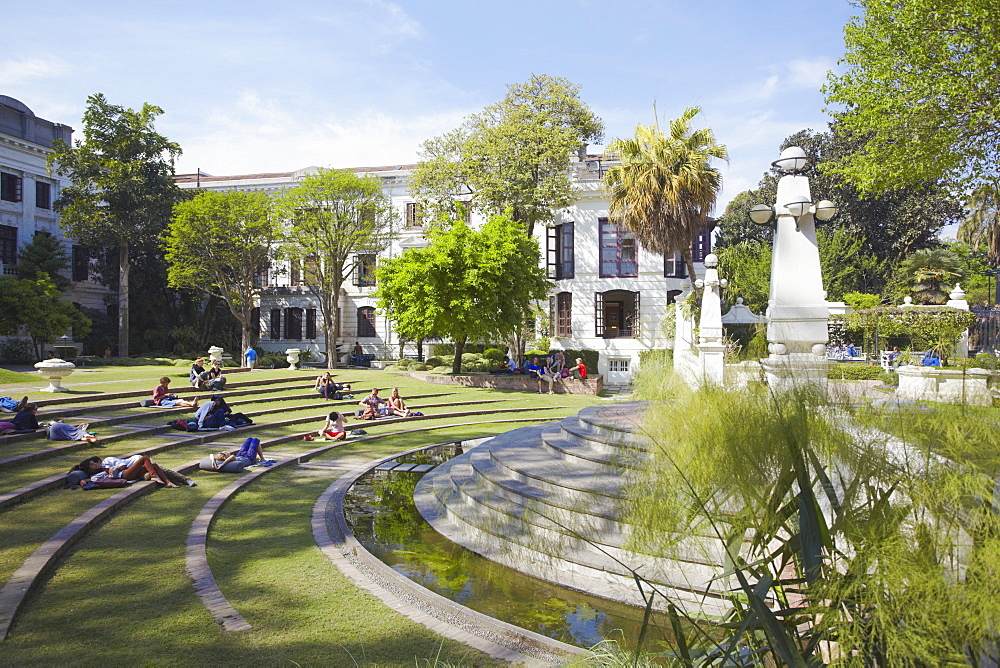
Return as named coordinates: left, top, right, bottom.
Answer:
left=357, top=306, right=376, bottom=338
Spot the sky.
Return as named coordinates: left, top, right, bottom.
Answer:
left=1, top=0, right=859, bottom=214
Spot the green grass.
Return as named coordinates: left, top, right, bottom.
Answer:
left=0, top=368, right=605, bottom=665
left=0, top=368, right=40, bottom=385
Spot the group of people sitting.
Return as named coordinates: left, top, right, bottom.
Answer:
left=491, top=352, right=588, bottom=394
left=356, top=387, right=416, bottom=419
left=189, top=358, right=227, bottom=391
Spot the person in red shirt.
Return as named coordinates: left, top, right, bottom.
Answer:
left=568, top=358, right=587, bottom=379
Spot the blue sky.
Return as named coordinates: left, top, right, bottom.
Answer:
left=1, top=0, right=858, bottom=213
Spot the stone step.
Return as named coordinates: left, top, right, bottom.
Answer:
left=540, top=424, right=646, bottom=469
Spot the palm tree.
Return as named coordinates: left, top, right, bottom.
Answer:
left=603, top=107, right=728, bottom=281
left=899, top=248, right=965, bottom=304
left=958, top=182, right=1000, bottom=264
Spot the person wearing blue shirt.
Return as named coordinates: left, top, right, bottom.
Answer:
left=244, top=346, right=258, bottom=370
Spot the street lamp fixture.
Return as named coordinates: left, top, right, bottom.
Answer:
left=814, top=200, right=838, bottom=221
left=784, top=196, right=813, bottom=219
left=771, top=146, right=811, bottom=174
left=749, top=204, right=774, bottom=225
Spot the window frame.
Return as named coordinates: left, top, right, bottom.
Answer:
left=0, top=173, right=22, bottom=203
left=35, top=181, right=51, bottom=209
left=357, top=306, right=377, bottom=338
left=405, top=202, right=423, bottom=227
left=354, top=253, right=376, bottom=287
left=556, top=292, right=572, bottom=337
left=285, top=307, right=304, bottom=340
left=546, top=222, right=575, bottom=280
left=599, top=218, right=637, bottom=278
left=269, top=309, right=281, bottom=339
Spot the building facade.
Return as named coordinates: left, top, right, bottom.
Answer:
left=176, top=154, right=709, bottom=382
left=0, top=95, right=111, bottom=325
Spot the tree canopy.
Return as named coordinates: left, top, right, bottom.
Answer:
left=48, top=93, right=182, bottom=357
left=717, top=127, right=963, bottom=295
left=411, top=74, right=603, bottom=236
left=823, top=0, right=1000, bottom=194
left=278, top=168, right=397, bottom=368
left=376, top=214, right=551, bottom=373
left=165, top=190, right=279, bottom=353
left=604, top=106, right=727, bottom=281
left=0, top=275, right=91, bottom=359
left=14, top=233, right=70, bottom=290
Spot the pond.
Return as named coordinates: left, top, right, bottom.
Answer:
left=343, top=441, right=681, bottom=651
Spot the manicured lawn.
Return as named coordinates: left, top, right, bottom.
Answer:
left=0, top=365, right=606, bottom=665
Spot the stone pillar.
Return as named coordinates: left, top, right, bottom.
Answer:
left=760, top=168, right=832, bottom=393
left=946, top=284, right=970, bottom=360
left=695, top=254, right=727, bottom=385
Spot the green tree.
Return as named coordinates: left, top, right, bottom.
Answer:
left=48, top=93, right=182, bottom=357
left=411, top=74, right=603, bottom=236
left=278, top=169, right=397, bottom=368
left=376, top=214, right=551, bottom=374
left=603, top=107, right=728, bottom=281
left=0, top=275, right=91, bottom=359
left=716, top=240, right=771, bottom=314
left=14, top=232, right=70, bottom=290
left=958, top=184, right=1000, bottom=302
left=718, top=127, right=961, bottom=265
left=823, top=0, right=1000, bottom=194
left=165, top=190, right=278, bottom=354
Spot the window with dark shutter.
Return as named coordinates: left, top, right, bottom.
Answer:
left=269, top=309, right=281, bottom=339
left=35, top=182, right=51, bottom=209
left=0, top=225, right=17, bottom=265
left=0, top=173, right=22, bottom=203
left=72, top=246, right=89, bottom=281
left=594, top=292, right=604, bottom=337
left=556, top=292, right=572, bottom=337
left=599, top=218, right=637, bottom=277
left=692, top=226, right=712, bottom=262
left=405, top=202, right=423, bottom=227
left=357, top=306, right=376, bottom=337
left=306, top=309, right=317, bottom=339
left=285, top=308, right=303, bottom=340
left=560, top=222, right=574, bottom=279
left=664, top=251, right=687, bottom=278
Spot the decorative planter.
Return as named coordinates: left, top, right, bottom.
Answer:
left=207, top=346, right=224, bottom=364
left=285, top=348, right=301, bottom=371
left=896, top=365, right=997, bottom=406
left=34, top=358, right=76, bottom=393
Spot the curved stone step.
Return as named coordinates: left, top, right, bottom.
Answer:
left=540, top=424, right=646, bottom=469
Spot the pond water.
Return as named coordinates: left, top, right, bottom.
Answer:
left=343, top=441, right=679, bottom=651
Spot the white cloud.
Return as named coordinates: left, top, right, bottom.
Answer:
left=362, top=0, right=423, bottom=39
left=786, top=58, right=834, bottom=89
left=0, top=57, right=70, bottom=87
left=172, top=90, right=470, bottom=175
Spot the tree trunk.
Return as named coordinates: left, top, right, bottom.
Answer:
left=417, top=338, right=423, bottom=362
left=684, top=251, right=698, bottom=296
left=118, top=245, right=129, bottom=358
left=452, top=337, right=466, bottom=374
left=330, top=301, right=341, bottom=370
left=398, top=337, right=405, bottom=360
left=240, top=318, right=253, bottom=364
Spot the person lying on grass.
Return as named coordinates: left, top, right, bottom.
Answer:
left=211, top=437, right=265, bottom=469
left=152, top=377, right=198, bottom=408
left=69, top=454, right=181, bottom=488
left=47, top=419, right=99, bottom=443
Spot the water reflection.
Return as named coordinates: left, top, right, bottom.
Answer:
left=343, top=442, right=673, bottom=650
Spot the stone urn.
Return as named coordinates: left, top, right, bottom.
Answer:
left=208, top=346, right=224, bottom=364
left=285, top=348, right=302, bottom=371
left=35, top=358, right=76, bottom=392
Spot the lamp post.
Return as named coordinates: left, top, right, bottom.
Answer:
left=748, top=146, right=838, bottom=392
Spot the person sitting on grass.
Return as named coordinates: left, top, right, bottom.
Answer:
left=47, top=419, right=99, bottom=443
left=198, top=360, right=227, bottom=391
left=194, top=395, right=228, bottom=429
left=189, top=357, right=207, bottom=387
left=318, top=411, right=348, bottom=440
left=315, top=372, right=351, bottom=400
left=10, top=403, right=42, bottom=433
left=152, top=377, right=198, bottom=408
left=387, top=387, right=411, bottom=417
left=358, top=388, right=388, bottom=419
left=211, top=437, right=265, bottom=469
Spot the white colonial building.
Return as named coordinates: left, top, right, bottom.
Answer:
left=176, top=153, right=710, bottom=382
left=0, top=95, right=111, bottom=315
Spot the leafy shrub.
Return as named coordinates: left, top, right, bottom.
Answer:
left=431, top=366, right=452, bottom=374
left=461, top=352, right=480, bottom=363
left=394, top=358, right=413, bottom=369
left=0, top=338, right=36, bottom=363
left=828, top=363, right=884, bottom=380
left=410, top=362, right=431, bottom=371
left=559, top=349, right=600, bottom=375
left=483, top=348, right=505, bottom=363
left=966, top=353, right=998, bottom=370
left=424, top=356, right=444, bottom=367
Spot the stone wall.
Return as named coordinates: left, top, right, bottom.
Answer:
left=399, top=372, right=604, bottom=395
